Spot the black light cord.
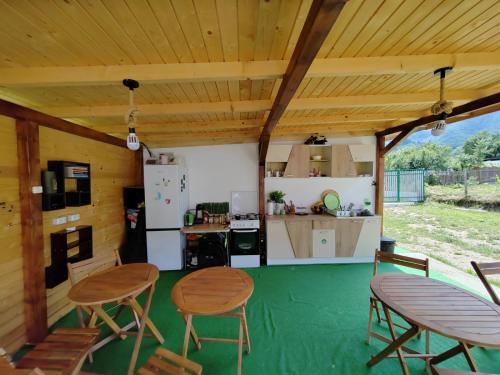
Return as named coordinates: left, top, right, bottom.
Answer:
left=140, top=142, right=153, bottom=157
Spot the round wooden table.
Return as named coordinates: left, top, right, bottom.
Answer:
left=368, top=273, right=500, bottom=374
left=68, top=263, right=164, bottom=375
left=171, top=266, right=254, bottom=375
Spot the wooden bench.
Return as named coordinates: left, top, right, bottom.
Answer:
left=138, top=347, right=202, bottom=375
left=14, top=328, right=100, bottom=375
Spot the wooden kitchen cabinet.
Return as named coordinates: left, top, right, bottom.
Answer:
left=335, top=219, right=364, bottom=257
left=266, top=220, right=295, bottom=258
left=331, top=144, right=374, bottom=177
left=283, top=145, right=309, bottom=178
left=266, top=145, right=293, bottom=162
left=285, top=221, right=312, bottom=258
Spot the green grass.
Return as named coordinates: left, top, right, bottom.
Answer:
left=385, top=202, right=500, bottom=258
left=426, top=183, right=500, bottom=209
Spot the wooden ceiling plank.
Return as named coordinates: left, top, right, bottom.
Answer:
left=376, top=92, right=500, bottom=137
left=237, top=0, right=259, bottom=61
left=327, top=0, right=384, bottom=58
left=382, top=0, right=462, bottom=56
left=215, top=0, right=238, bottom=61
left=253, top=0, right=283, bottom=61
left=431, top=4, right=500, bottom=54
left=402, top=0, right=496, bottom=56
left=76, top=0, right=149, bottom=64
left=193, top=0, right=224, bottom=62
left=259, top=0, right=347, bottom=162
left=269, top=0, right=303, bottom=60
left=354, top=0, right=424, bottom=58
left=125, top=0, right=179, bottom=63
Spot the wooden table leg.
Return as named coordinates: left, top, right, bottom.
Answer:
left=367, top=321, right=419, bottom=369
left=127, top=283, right=156, bottom=375
left=182, top=314, right=193, bottom=357
left=461, top=343, right=478, bottom=372
left=430, top=342, right=478, bottom=371
left=91, top=305, right=126, bottom=340
left=181, top=313, right=201, bottom=351
left=241, top=304, right=251, bottom=354
left=383, top=304, right=411, bottom=375
left=127, top=297, right=165, bottom=344
left=237, top=316, right=244, bottom=375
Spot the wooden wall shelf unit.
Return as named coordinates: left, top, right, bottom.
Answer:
left=45, top=225, right=93, bottom=288
left=43, top=160, right=91, bottom=211
left=265, top=144, right=374, bottom=179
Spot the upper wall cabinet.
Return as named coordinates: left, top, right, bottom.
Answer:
left=283, top=145, right=309, bottom=178
left=331, top=144, right=375, bottom=178
left=266, top=144, right=374, bottom=178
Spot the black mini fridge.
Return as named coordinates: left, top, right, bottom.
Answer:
left=121, top=186, right=147, bottom=263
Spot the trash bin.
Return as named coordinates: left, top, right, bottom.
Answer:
left=380, top=236, right=396, bottom=253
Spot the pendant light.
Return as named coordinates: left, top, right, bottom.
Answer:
left=123, top=79, right=141, bottom=150
left=430, top=67, right=453, bottom=137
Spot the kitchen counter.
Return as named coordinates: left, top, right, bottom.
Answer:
left=181, top=223, right=230, bottom=234
left=266, top=214, right=380, bottom=221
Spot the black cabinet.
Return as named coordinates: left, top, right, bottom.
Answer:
left=120, top=187, right=147, bottom=263
left=45, top=225, right=93, bottom=288
left=42, top=161, right=91, bottom=211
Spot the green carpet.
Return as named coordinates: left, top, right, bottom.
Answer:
left=37, top=262, right=500, bottom=374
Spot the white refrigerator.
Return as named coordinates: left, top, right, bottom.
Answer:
left=144, top=165, right=188, bottom=270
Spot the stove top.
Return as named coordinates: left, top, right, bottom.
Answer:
left=230, top=213, right=260, bottom=229
left=230, top=213, right=259, bottom=221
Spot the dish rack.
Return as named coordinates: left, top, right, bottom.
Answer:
left=325, top=209, right=351, bottom=217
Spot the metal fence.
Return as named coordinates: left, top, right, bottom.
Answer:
left=426, top=167, right=500, bottom=185
left=384, top=169, right=425, bottom=203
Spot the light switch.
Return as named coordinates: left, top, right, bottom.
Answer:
left=52, top=216, right=67, bottom=225
left=67, top=214, right=80, bottom=222
left=32, top=186, right=43, bottom=194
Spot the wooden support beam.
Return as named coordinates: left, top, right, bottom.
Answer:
left=259, top=0, right=347, bottom=163
left=39, top=89, right=496, bottom=119
left=0, top=52, right=499, bottom=87
left=0, top=99, right=127, bottom=148
left=16, top=120, right=48, bottom=343
left=376, top=92, right=500, bottom=137
left=380, top=128, right=413, bottom=157
left=375, top=135, right=385, bottom=233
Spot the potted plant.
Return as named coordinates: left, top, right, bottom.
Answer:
left=269, top=191, right=286, bottom=215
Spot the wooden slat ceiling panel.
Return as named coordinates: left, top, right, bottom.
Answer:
left=0, top=0, right=499, bottom=146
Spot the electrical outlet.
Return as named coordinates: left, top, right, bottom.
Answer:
left=67, top=214, right=80, bottom=222
left=52, top=216, right=67, bottom=225
left=31, top=186, right=43, bottom=194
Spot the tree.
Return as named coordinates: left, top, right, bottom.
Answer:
left=452, top=131, right=500, bottom=170
left=385, top=142, right=452, bottom=170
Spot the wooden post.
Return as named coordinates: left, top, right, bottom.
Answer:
left=464, top=169, right=468, bottom=198
left=258, top=163, right=266, bottom=262
left=16, top=120, right=48, bottom=343
left=135, top=147, right=144, bottom=186
left=375, top=135, right=385, bottom=234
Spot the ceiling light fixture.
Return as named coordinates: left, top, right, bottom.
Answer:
left=123, top=78, right=141, bottom=151
left=430, top=67, right=453, bottom=137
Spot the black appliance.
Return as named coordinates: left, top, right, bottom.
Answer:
left=120, top=186, right=147, bottom=263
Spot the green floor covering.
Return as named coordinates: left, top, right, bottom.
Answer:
left=38, top=260, right=500, bottom=375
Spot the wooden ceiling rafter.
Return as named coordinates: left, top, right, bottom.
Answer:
left=258, top=0, right=347, bottom=164
left=0, top=99, right=127, bottom=148
left=1, top=52, right=499, bottom=87
left=40, top=88, right=498, bottom=119
left=376, top=92, right=500, bottom=137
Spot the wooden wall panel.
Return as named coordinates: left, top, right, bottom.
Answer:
left=39, top=127, right=137, bottom=326
left=0, top=119, right=137, bottom=354
left=0, top=115, right=25, bottom=353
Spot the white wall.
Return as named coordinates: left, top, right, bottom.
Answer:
left=150, top=143, right=259, bottom=210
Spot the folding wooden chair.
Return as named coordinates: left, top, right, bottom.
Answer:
left=471, top=261, right=500, bottom=305
left=138, top=347, right=202, bottom=375
left=67, top=250, right=133, bottom=329
left=367, top=250, right=431, bottom=357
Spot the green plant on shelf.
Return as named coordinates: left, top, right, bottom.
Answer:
left=269, top=190, right=286, bottom=203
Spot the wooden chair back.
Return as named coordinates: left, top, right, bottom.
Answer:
left=373, top=250, right=429, bottom=277
left=471, top=261, right=500, bottom=305
left=67, top=249, right=122, bottom=285
left=138, top=347, right=202, bottom=375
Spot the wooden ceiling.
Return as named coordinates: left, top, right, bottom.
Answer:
left=0, top=0, right=499, bottom=147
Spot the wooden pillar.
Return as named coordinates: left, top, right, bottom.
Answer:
left=16, top=120, right=48, bottom=343
left=375, top=135, right=385, bottom=234
left=135, top=147, right=144, bottom=186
